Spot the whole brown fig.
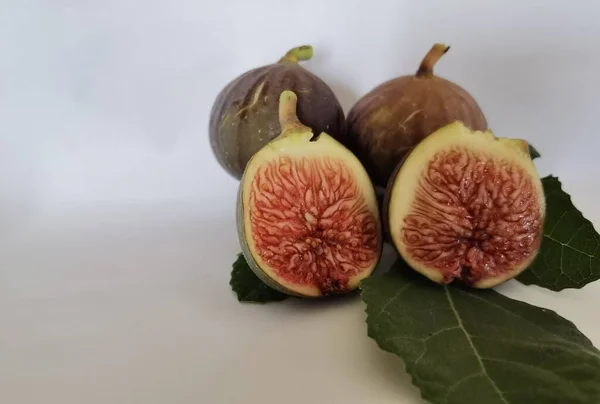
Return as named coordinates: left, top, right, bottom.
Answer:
left=346, top=43, right=488, bottom=187
left=209, top=45, right=345, bottom=180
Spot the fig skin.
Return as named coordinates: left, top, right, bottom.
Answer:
left=236, top=91, right=382, bottom=298
left=346, top=43, right=488, bottom=188
left=384, top=121, right=546, bottom=289
left=209, top=45, right=345, bottom=180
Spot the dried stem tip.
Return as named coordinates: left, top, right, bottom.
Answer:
left=279, top=45, right=314, bottom=63
left=416, top=43, right=450, bottom=77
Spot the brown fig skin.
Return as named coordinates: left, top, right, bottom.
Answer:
left=209, top=45, right=346, bottom=180
left=346, top=44, right=488, bottom=188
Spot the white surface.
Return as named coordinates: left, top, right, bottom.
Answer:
left=2, top=1, right=600, bottom=403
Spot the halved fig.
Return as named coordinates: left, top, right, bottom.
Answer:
left=385, top=121, right=545, bottom=288
left=237, top=90, right=382, bottom=297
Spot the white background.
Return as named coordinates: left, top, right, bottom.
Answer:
left=1, top=1, right=600, bottom=403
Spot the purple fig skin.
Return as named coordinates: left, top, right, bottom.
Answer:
left=209, top=45, right=346, bottom=180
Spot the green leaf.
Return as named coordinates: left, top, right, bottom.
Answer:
left=361, top=261, right=600, bottom=404
left=529, top=144, right=541, bottom=160
left=517, top=176, right=600, bottom=290
left=230, top=253, right=289, bottom=303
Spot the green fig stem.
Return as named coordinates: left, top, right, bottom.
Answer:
left=278, top=90, right=308, bottom=134
left=416, top=43, right=450, bottom=77
left=278, top=45, right=313, bottom=63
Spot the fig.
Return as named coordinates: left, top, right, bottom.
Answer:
left=237, top=90, right=382, bottom=297
left=209, top=45, right=345, bottom=180
left=385, top=121, right=545, bottom=288
left=346, top=43, right=488, bottom=187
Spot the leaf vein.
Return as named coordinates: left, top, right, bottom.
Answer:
left=373, top=283, right=412, bottom=319
left=443, top=372, right=481, bottom=403
left=445, top=287, right=509, bottom=404
left=565, top=225, right=582, bottom=245
left=471, top=335, right=600, bottom=361
left=425, top=326, right=461, bottom=341
left=547, top=210, right=570, bottom=237
left=455, top=291, right=566, bottom=343
left=545, top=234, right=600, bottom=260
left=483, top=356, right=596, bottom=379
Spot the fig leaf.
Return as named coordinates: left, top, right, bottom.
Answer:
left=529, top=144, right=541, bottom=160
left=230, top=253, right=289, bottom=303
left=517, top=176, right=600, bottom=290
left=361, top=261, right=600, bottom=404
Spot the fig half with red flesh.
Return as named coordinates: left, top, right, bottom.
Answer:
left=237, top=90, right=382, bottom=297
left=386, top=121, right=545, bottom=288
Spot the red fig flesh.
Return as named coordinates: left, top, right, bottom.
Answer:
left=386, top=122, right=545, bottom=288
left=237, top=91, right=382, bottom=297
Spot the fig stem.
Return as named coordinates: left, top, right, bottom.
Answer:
left=416, top=43, right=450, bottom=77
left=279, top=45, right=313, bottom=63
left=278, top=90, right=308, bottom=134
